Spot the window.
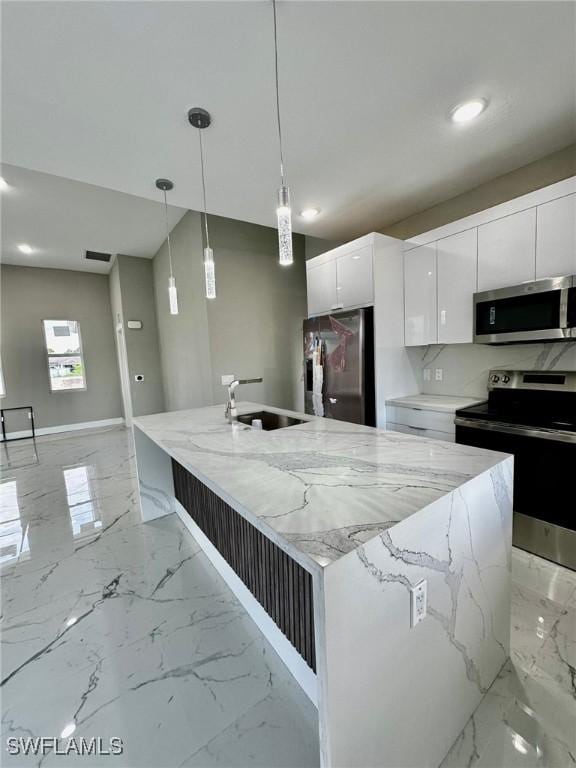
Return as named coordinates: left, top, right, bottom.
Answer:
left=42, top=320, right=86, bottom=391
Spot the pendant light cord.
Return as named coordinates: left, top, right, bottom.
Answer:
left=162, top=189, right=174, bottom=278
left=198, top=128, right=211, bottom=249
left=272, top=0, right=285, bottom=186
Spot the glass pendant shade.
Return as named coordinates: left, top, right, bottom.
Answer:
left=168, top=275, right=179, bottom=315
left=277, top=185, right=293, bottom=266
left=204, top=246, right=216, bottom=300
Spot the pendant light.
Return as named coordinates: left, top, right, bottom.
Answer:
left=188, top=107, right=216, bottom=300
left=272, top=0, right=293, bottom=266
left=155, top=178, right=178, bottom=315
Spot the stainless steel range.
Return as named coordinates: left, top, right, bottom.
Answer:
left=455, top=369, right=576, bottom=570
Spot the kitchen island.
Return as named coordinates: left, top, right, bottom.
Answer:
left=133, top=403, right=513, bottom=768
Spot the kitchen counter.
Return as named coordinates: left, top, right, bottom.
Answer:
left=133, top=402, right=513, bottom=768
left=134, top=401, right=506, bottom=571
left=386, top=393, right=485, bottom=412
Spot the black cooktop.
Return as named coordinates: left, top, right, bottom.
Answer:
left=456, top=395, right=576, bottom=433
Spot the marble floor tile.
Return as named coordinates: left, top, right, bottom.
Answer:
left=1, top=428, right=318, bottom=768
left=512, top=548, right=576, bottom=607
left=2, top=426, right=575, bottom=768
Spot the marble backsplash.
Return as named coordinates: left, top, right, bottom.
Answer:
left=406, top=341, right=576, bottom=399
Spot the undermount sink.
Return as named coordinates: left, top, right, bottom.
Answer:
left=236, top=410, right=308, bottom=431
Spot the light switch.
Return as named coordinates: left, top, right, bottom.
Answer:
left=221, top=374, right=235, bottom=386
left=435, top=368, right=443, bottom=381
left=423, top=368, right=431, bottom=382
left=134, top=374, right=144, bottom=382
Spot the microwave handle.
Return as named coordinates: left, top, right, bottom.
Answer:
left=560, top=288, right=569, bottom=329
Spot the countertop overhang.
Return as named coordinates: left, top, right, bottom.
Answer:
left=133, top=402, right=510, bottom=570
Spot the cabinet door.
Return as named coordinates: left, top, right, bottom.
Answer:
left=336, top=245, right=374, bottom=309
left=404, top=244, right=437, bottom=346
left=477, top=208, right=536, bottom=291
left=536, top=194, right=576, bottom=279
left=307, top=260, right=338, bottom=316
left=437, top=229, right=477, bottom=344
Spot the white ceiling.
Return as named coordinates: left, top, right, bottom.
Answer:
left=0, top=165, right=186, bottom=273
left=2, top=1, right=575, bottom=243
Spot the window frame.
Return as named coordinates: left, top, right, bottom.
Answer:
left=42, top=319, right=87, bottom=393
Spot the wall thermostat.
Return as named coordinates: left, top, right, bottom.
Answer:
left=127, top=320, right=142, bottom=330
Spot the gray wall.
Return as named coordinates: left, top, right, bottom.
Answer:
left=305, top=235, right=344, bottom=261
left=153, top=211, right=213, bottom=412
left=380, top=143, right=576, bottom=241
left=0, top=265, right=123, bottom=429
left=204, top=215, right=307, bottom=410
left=152, top=211, right=307, bottom=414
left=113, top=255, right=164, bottom=416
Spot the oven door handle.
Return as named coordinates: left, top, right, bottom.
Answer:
left=454, top=416, right=576, bottom=444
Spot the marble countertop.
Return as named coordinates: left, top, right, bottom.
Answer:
left=134, top=402, right=508, bottom=570
left=385, top=394, right=486, bottom=412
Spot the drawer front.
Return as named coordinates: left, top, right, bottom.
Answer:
left=386, top=405, right=455, bottom=433
left=387, top=422, right=455, bottom=443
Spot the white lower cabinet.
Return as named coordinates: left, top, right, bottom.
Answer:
left=536, top=194, right=576, bottom=279
left=404, top=244, right=437, bottom=346
left=436, top=229, right=477, bottom=344
left=387, top=422, right=454, bottom=442
left=307, top=259, right=338, bottom=316
left=386, top=405, right=456, bottom=435
left=477, top=208, right=536, bottom=291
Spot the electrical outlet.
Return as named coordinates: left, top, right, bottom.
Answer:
left=423, top=368, right=431, bottom=382
left=221, top=374, right=235, bottom=386
left=435, top=368, right=443, bottom=381
left=410, top=580, right=427, bottom=627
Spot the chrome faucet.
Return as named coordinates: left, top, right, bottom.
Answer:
left=225, top=378, right=263, bottom=423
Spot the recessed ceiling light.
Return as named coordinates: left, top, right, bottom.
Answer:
left=0, top=177, right=9, bottom=191
left=450, top=99, right=487, bottom=124
left=17, top=243, right=34, bottom=254
left=300, top=208, right=320, bottom=220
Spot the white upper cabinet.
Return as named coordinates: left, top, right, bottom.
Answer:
left=336, top=244, right=374, bottom=309
left=477, top=208, right=536, bottom=291
left=306, top=236, right=375, bottom=316
left=307, top=259, right=338, bottom=316
left=404, top=243, right=437, bottom=346
left=536, top=194, right=576, bottom=279
left=437, top=229, right=477, bottom=344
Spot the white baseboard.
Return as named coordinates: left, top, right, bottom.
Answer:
left=3, top=417, right=125, bottom=441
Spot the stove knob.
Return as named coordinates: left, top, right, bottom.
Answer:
left=502, top=375, right=511, bottom=384
left=491, top=374, right=500, bottom=384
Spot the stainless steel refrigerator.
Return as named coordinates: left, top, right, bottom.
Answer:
left=303, top=307, right=375, bottom=426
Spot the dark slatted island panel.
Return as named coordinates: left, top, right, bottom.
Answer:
left=172, top=459, right=316, bottom=672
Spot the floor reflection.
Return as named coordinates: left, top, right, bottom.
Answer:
left=0, top=479, right=30, bottom=564
left=0, top=464, right=103, bottom=566
left=63, top=465, right=102, bottom=537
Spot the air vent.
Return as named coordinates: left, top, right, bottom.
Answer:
left=85, top=250, right=111, bottom=263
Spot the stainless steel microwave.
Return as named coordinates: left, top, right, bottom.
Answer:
left=474, top=275, right=576, bottom=344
